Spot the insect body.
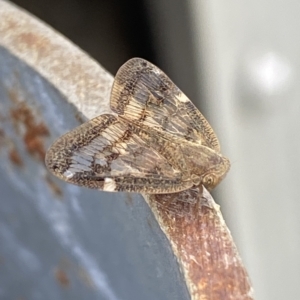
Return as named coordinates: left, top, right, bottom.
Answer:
left=45, top=58, right=230, bottom=194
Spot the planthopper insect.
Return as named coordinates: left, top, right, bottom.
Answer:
left=45, top=58, right=230, bottom=194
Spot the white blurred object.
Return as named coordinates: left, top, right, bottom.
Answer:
left=246, top=52, right=292, bottom=96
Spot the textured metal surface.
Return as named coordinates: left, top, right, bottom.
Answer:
left=147, top=187, right=253, bottom=300
left=0, top=19, right=190, bottom=300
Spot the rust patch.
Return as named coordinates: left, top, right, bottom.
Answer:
left=17, top=32, right=51, bottom=58
left=45, top=174, right=63, bottom=197
left=0, top=129, right=5, bottom=147
left=0, top=128, right=23, bottom=167
left=55, top=268, right=70, bottom=288
left=9, top=146, right=23, bottom=167
left=55, top=258, right=95, bottom=290
left=17, top=32, right=40, bottom=46
left=146, top=187, right=253, bottom=300
left=78, top=267, right=95, bottom=289
left=9, top=89, right=49, bottom=161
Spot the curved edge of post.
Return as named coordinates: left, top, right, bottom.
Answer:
left=146, top=186, right=254, bottom=300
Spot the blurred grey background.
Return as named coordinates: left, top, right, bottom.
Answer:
left=4, top=0, right=300, bottom=299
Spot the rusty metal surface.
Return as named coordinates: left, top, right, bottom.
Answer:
left=0, top=2, right=191, bottom=299
left=147, top=187, right=253, bottom=300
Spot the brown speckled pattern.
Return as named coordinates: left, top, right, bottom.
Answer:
left=45, top=58, right=230, bottom=193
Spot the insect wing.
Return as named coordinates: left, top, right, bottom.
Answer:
left=45, top=114, right=194, bottom=194
left=110, top=58, right=221, bottom=152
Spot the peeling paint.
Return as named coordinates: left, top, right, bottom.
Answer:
left=8, top=89, right=49, bottom=161
left=55, top=268, right=70, bottom=288
left=9, top=146, right=23, bottom=167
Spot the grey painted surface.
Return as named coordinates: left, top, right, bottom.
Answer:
left=0, top=47, right=190, bottom=300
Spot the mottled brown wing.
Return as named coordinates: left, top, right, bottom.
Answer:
left=110, top=58, right=221, bottom=152
left=45, top=114, right=194, bottom=194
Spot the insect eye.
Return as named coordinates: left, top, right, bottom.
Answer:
left=203, top=174, right=215, bottom=188
left=206, top=178, right=212, bottom=185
